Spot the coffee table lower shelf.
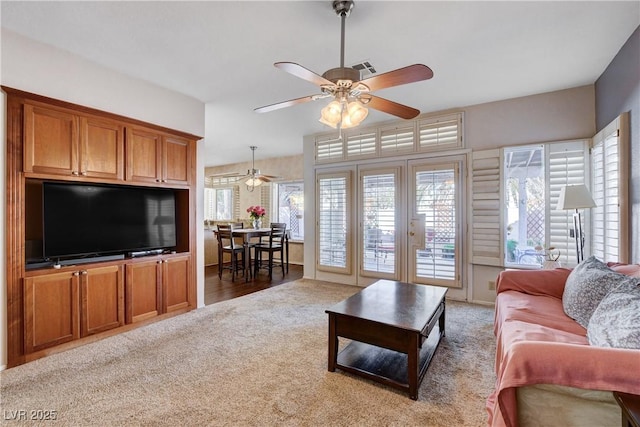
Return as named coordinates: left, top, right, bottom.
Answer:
left=335, top=324, right=443, bottom=397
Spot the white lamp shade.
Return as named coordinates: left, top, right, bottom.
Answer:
left=556, top=184, right=596, bottom=210
left=318, top=100, right=342, bottom=128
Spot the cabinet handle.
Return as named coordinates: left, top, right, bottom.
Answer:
left=71, top=171, right=79, bottom=176
left=156, top=179, right=161, bottom=183
left=80, top=270, right=88, bottom=275
left=157, top=260, right=162, bottom=265
left=72, top=271, right=80, bottom=276
left=81, top=172, right=87, bottom=176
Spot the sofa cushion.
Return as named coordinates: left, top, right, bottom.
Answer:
left=608, top=262, right=640, bottom=278
left=562, top=256, right=627, bottom=328
left=587, top=277, right=640, bottom=349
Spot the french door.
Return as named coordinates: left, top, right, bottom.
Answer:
left=357, top=160, right=462, bottom=287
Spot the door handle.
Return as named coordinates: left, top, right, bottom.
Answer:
left=409, top=231, right=415, bottom=237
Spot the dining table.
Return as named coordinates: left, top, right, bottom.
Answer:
left=218, top=227, right=290, bottom=282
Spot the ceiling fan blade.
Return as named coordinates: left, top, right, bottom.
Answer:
left=365, top=95, right=421, bottom=120
left=358, top=64, right=433, bottom=92
left=274, top=62, right=335, bottom=88
left=254, top=94, right=318, bottom=113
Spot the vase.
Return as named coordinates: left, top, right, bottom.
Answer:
left=252, top=219, right=262, bottom=229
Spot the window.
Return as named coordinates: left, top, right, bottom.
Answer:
left=276, top=182, right=304, bottom=240
left=503, top=145, right=545, bottom=267
left=314, top=112, right=463, bottom=164
left=360, top=169, right=397, bottom=277
left=204, top=187, right=233, bottom=221
left=317, top=172, right=351, bottom=273
left=413, top=163, right=461, bottom=286
left=501, top=142, right=590, bottom=268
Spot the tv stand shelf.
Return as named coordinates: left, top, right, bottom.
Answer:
left=4, top=86, right=200, bottom=368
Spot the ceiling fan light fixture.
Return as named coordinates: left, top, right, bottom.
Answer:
left=318, top=100, right=343, bottom=128
left=245, top=177, right=264, bottom=187
left=342, top=100, right=368, bottom=128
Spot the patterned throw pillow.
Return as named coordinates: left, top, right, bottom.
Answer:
left=562, top=256, right=627, bottom=328
left=587, top=277, right=640, bottom=349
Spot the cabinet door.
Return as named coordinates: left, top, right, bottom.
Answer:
left=163, top=135, right=192, bottom=185
left=24, top=272, right=80, bottom=353
left=24, top=103, right=79, bottom=176
left=80, top=117, right=125, bottom=181
left=125, top=260, right=162, bottom=323
left=80, top=265, right=124, bottom=336
left=163, top=255, right=191, bottom=313
left=126, top=127, right=162, bottom=184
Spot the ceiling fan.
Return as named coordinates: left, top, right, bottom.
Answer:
left=209, top=146, right=279, bottom=192
left=254, top=0, right=434, bottom=130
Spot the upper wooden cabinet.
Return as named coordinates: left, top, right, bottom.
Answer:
left=126, top=126, right=192, bottom=186
left=81, top=117, right=125, bottom=180
left=24, top=102, right=124, bottom=181
left=24, top=103, right=78, bottom=176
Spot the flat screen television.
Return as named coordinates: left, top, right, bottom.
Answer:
left=42, top=181, right=177, bottom=261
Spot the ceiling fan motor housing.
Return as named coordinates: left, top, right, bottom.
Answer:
left=322, top=67, right=360, bottom=88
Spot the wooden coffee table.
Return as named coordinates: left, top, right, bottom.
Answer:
left=326, top=279, right=447, bottom=400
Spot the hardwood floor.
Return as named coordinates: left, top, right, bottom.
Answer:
left=204, top=263, right=303, bottom=305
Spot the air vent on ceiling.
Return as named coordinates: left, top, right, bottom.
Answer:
left=350, top=61, right=377, bottom=77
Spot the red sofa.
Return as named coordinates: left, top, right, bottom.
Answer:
left=487, top=265, right=640, bottom=427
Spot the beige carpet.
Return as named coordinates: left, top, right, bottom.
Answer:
left=0, top=279, right=496, bottom=426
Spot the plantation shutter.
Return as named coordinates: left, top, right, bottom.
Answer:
left=547, top=141, right=590, bottom=267
left=591, top=113, right=629, bottom=263
left=345, top=131, right=377, bottom=159
left=260, top=185, right=270, bottom=225
left=418, top=114, right=462, bottom=151
left=380, top=125, right=415, bottom=154
left=233, top=186, right=240, bottom=220
left=414, top=164, right=460, bottom=287
left=317, top=172, right=351, bottom=273
left=470, top=149, right=503, bottom=266
left=360, top=168, right=398, bottom=279
left=315, top=135, right=344, bottom=163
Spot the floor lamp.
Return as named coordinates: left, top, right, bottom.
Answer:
left=556, top=184, right=596, bottom=264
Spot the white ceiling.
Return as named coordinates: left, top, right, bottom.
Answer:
left=2, top=1, right=638, bottom=166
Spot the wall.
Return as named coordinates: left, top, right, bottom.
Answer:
left=1, top=30, right=206, bottom=369
left=303, top=85, right=596, bottom=304
left=595, top=26, right=640, bottom=263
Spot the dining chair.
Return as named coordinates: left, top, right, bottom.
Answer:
left=254, top=223, right=287, bottom=279
left=216, top=224, right=246, bottom=281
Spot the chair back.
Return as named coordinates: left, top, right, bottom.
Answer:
left=216, top=224, right=237, bottom=249
left=268, top=223, right=286, bottom=247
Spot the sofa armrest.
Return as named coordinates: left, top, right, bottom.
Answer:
left=496, top=268, right=572, bottom=299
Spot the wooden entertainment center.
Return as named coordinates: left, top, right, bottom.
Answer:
left=3, top=87, right=201, bottom=367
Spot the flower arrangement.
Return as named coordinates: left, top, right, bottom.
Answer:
left=247, top=205, right=266, bottom=220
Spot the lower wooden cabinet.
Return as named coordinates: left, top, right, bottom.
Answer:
left=23, top=254, right=190, bottom=356
left=24, top=264, right=124, bottom=353
left=163, top=255, right=190, bottom=313
left=24, top=271, right=80, bottom=353
left=125, top=254, right=191, bottom=323
left=125, top=259, right=162, bottom=323
left=80, top=265, right=124, bottom=336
